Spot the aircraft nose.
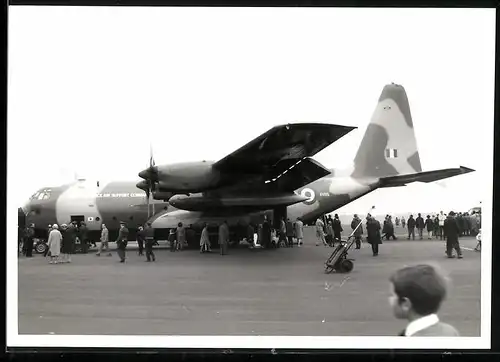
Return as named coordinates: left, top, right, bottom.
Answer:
left=21, top=201, right=30, bottom=215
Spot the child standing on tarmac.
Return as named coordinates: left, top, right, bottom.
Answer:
left=389, top=264, right=459, bottom=337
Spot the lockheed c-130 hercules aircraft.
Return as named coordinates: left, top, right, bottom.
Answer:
left=20, top=83, right=473, bottom=246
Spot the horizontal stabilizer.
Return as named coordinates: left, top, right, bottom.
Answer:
left=265, top=157, right=332, bottom=192
left=379, top=166, right=474, bottom=188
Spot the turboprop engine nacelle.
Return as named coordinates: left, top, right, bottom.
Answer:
left=154, top=161, right=224, bottom=193
left=152, top=190, right=175, bottom=201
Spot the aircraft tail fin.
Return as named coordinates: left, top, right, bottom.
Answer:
left=351, top=83, right=422, bottom=179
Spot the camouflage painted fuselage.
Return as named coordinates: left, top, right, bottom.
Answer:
left=23, top=172, right=379, bottom=237
left=24, top=181, right=169, bottom=240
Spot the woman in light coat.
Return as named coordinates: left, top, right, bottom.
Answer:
left=294, top=218, right=304, bottom=247
left=200, top=223, right=211, bottom=253
left=315, top=218, right=327, bottom=246
left=47, top=224, right=63, bottom=264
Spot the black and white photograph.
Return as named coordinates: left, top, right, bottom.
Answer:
left=7, top=6, right=495, bottom=350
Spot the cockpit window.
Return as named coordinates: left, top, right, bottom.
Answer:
left=32, top=189, right=52, bottom=200
left=30, top=192, right=40, bottom=200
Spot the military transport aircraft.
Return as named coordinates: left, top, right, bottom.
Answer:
left=19, top=83, right=473, bottom=247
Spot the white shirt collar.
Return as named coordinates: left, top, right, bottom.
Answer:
left=405, top=314, right=439, bottom=336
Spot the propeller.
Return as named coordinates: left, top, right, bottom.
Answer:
left=137, top=144, right=160, bottom=218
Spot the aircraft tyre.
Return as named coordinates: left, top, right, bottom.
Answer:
left=338, top=259, right=354, bottom=273
left=35, top=240, right=48, bottom=254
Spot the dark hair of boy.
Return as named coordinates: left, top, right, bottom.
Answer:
left=390, top=264, right=447, bottom=315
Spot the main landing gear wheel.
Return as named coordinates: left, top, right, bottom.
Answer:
left=338, top=259, right=354, bottom=273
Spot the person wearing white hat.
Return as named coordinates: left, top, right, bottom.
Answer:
left=47, top=224, right=63, bottom=264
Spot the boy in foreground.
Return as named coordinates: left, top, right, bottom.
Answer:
left=389, top=264, right=459, bottom=336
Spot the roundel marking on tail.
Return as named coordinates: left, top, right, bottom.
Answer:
left=300, top=188, right=316, bottom=205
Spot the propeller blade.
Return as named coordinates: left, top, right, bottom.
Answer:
left=139, top=144, right=159, bottom=204
left=147, top=190, right=151, bottom=219
left=150, top=143, right=155, bottom=167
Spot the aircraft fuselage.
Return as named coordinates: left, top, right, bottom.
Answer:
left=22, top=171, right=380, bottom=241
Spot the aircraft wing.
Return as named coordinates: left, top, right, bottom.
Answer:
left=378, top=166, right=474, bottom=188
left=212, top=123, right=356, bottom=174
left=263, top=157, right=332, bottom=192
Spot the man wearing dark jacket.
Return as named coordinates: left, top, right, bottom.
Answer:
left=332, top=214, right=343, bottom=244
left=351, top=214, right=363, bottom=249
left=407, top=215, right=416, bottom=240
left=433, top=216, right=440, bottom=240
left=424, top=215, right=434, bottom=240
left=262, top=218, right=271, bottom=248
left=383, top=216, right=397, bottom=240
left=60, top=223, right=75, bottom=263
left=415, top=214, right=425, bottom=240
left=366, top=214, right=382, bottom=256
left=136, top=226, right=145, bottom=256
left=25, top=224, right=35, bottom=257
left=144, top=222, right=156, bottom=262
left=116, top=222, right=129, bottom=263
left=79, top=222, right=89, bottom=253
left=66, top=221, right=78, bottom=254
left=444, top=212, right=462, bottom=259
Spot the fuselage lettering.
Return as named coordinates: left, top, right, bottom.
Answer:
left=96, top=192, right=144, bottom=198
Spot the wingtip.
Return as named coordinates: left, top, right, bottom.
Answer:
left=460, top=166, right=475, bottom=173
left=283, top=122, right=356, bottom=128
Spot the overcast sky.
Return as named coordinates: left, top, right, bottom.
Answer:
left=8, top=7, right=495, bottom=215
